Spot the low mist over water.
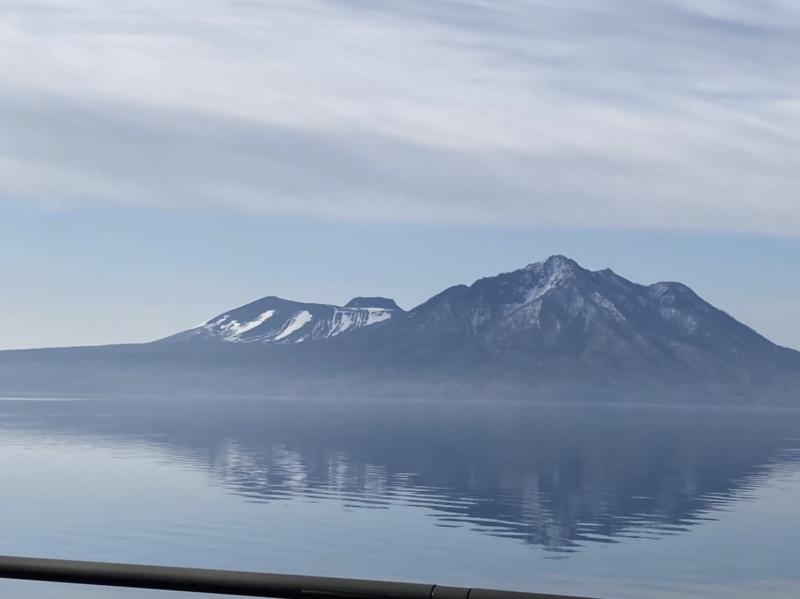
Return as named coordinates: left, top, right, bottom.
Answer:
left=1, top=398, right=799, bottom=598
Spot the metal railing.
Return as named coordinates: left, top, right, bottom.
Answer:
left=0, top=556, right=594, bottom=599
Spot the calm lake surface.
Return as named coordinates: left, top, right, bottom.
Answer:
left=1, top=398, right=800, bottom=599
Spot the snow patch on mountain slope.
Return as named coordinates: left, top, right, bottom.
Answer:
left=364, top=307, right=393, bottom=325
left=275, top=311, right=313, bottom=341
left=216, top=310, right=277, bottom=340
left=330, top=310, right=356, bottom=337
left=326, top=307, right=394, bottom=338
left=195, top=303, right=399, bottom=345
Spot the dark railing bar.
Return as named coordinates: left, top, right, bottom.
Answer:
left=0, top=556, right=594, bottom=599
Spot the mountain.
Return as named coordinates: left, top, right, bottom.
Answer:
left=381, top=255, right=796, bottom=381
left=0, top=255, right=797, bottom=402
left=162, top=296, right=402, bottom=345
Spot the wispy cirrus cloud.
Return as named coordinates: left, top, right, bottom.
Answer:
left=1, top=0, right=799, bottom=233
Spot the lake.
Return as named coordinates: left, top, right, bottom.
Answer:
left=1, top=398, right=799, bottom=598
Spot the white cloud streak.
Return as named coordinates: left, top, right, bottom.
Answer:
left=0, top=0, right=799, bottom=233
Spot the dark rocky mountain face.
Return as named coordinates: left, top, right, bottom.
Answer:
left=342, top=255, right=797, bottom=389
left=0, top=255, right=798, bottom=401
left=345, top=297, right=401, bottom=310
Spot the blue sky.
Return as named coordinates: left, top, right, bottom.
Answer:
left=0, top=0, right=798, bottom=349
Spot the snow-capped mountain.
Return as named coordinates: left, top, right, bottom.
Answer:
left=0, top=255, right=797, bottom=401
left=163, top=296, right=402, bottom=344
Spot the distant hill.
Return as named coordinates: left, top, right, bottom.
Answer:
left=1, top=256, right=798, bottom=402
left=160, top=296, right=402, bottom=345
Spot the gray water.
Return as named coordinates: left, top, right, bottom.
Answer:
left=1, top=398, right=799, bottom=598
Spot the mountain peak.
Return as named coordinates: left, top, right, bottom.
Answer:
left=544, top=254, right=580, bottom=268
left=525, top=254, right=583, bottom=275
left=514, top=254, right=585, bottom=297
left=345, top=297, right=402, bottom=311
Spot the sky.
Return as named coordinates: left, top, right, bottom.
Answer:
left=0, top=0, right=798, bottom=350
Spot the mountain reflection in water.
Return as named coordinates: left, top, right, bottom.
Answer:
left=2, top=398, right=799, bottom=555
